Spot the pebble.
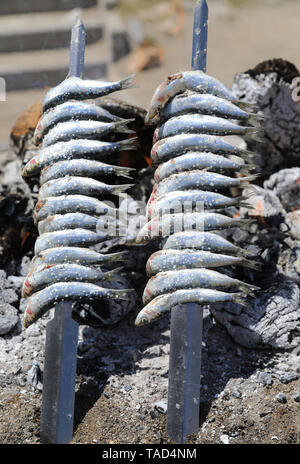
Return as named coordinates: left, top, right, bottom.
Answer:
left=220, top=434, right=229, bottom=444
left=293, top=393, right=300, bottom=403
left=232, top=389, right=242, bottom=398
left=276, top=393, right=287, bottom=404
left=123, top=385, right=132, bottom=392
left=154, top=401, right=167, bottom=414
left=256, top=371, right=273, bottom=386
left=279, top=372, right=298, bottom=384
left=0, top=302, right=20, bottom=336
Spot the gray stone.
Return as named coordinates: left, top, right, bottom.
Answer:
left=293, top=394, right=300, bottom=403
left=276, top=393, right=287, bottom=404
left=232, top=389, right=242, bottom=398
left=279, top=372, right=298, bottom=384
left=0, top=303, right=20, bottom=336
left=264, top=168, right=300, bottom=212
left=154, top=401, right=167, bottom=414
left=256, top=371, right=273, bottom=386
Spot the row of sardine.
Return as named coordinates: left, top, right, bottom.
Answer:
left=135, top=70, right=261, bottom=325
left=22, top=75, right=136, bottom=327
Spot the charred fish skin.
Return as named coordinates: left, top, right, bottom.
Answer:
left=34, top=100, right=124, bottom=144
left=151, top=134, right=253, bottom=164
left=135, top=289, right=246, bottom=326
left=43, top=74, right=135, bottom=111
left=40, top=159, right=134, bottom=184
left=153, top=114, right=259, bottom=143
left=154, top=152, right=255, bottom=182
left=38, top=176, right=133, bottom=200
left=143, top=268, right=259, bottom=304
left=146, top=71, right=237, bottom=122
left=22, top=263, right=122, bottom=298
left=22, top=137, right=137, bottom=178
left=23, top=282, right=133, bottom=328
left=146, top=249, right=261, bottom=276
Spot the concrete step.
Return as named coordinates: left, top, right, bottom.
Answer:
left=0, top=0, right=97, bottom=16
left=1, top=40, right=108, bottom=91
left=0, top=10, right=104, bottom=53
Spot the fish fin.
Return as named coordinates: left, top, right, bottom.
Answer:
left=114, top=289, right=135, bottom=300
left=112, top=184, right=134, bottom=194
left=118, top=74, right=137, bottom=90
left=239, top=173, right=259, bottom=188
left=239, top=218, right=255, bottom=230
left=118, top=136, right=138, bottom=151
left=232, top=294, right=248, bottom=307
left=242, top=258, right=262, bottom=271
left=114, top=166, right=135, bottom=179
left=248, top=113, right=267, bottom=127
left=239, top=164, right=257, bottom=175
left=244, top=127, right=264, bottom=142
left=236, top=101, right=259, bottom=113
left=104, top=267, right=123, bottom=281
left=105, top=251, right=127, bottom=262
left=114, top=119, right=136, bottom=134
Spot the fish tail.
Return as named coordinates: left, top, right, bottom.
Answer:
left=236, top=101, right=259, bottom=113
left=104, top=266, right=123, bottom=281
left=242, top=258, right=262, bottom=271
left=244, top=127, right=263, bottom=142
left=239, top=218, right=255, bottom=230
left=112, top=183, right=134, bottom=194
left=238, top=280, right=260, bottom=293
left=105, top=251, right=128, bottom=262
left=239, top=173, right=259, bottom=188
left=114, top=119, right=136, bottom=134
left=239, top=164, right=257, bottom=175
left=232, top=293, right=248, bottom=307
left=114, top=166, right=135, bottom=179
left=118, top=136, right=138, bottom=151
left=118, top=74, right=137, bottom=90
left=113, top=289, right=134, bottom=300
left=248, top=113, right=267, bottom=127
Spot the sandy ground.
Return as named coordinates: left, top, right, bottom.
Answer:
left=1, top=0, right=300, bottom=145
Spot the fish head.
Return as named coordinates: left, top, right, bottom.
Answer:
left=22, top=156, right=39, bottom=177
left=146, top=72, right=183, bottom=122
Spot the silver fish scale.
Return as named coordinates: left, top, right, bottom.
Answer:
left=22, top=76, right=135, bottom=328
left=135, top=72, right=260, bottom=325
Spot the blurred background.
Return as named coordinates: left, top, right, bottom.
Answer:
left=0, top=0, right=299, bottom=147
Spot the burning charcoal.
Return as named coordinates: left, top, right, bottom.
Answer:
left=264, top=168, right=300, bottom=212
left=232, top=59, right=300, bottom=181
left=210, top=276, right=300, bottom=350
left=241, top=185, right=285, bottom=227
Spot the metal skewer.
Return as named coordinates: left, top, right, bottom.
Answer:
left=166, top=0, right=208, bottom=444
left=40, top=18, right=86, bottom=444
